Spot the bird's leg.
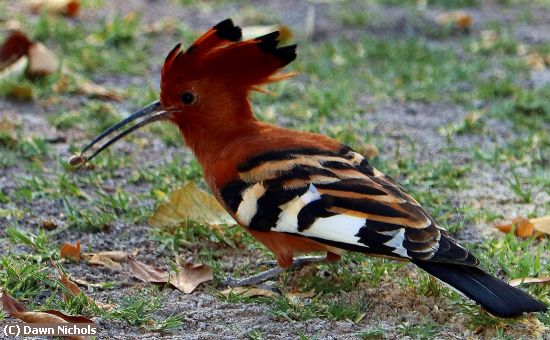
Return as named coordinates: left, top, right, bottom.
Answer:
left=223, top=254, right=339, bottom=287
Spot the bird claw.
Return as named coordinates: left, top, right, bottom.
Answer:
left=222, top=255, right=329, bottom=287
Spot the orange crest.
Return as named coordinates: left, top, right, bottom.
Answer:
left=160, top=19, right=296, bottom=107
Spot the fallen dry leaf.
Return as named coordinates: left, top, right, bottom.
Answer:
left=509, top=277, right=550, bottom=287
left=169, top=263, right=213, bottom=294
left=531, top=215, right=550, bottom=235
left=149, top=182, right=234, bottom=228
left=1, top=290, right=28, bottom=313
left=2, top=290, right=94, bottom=340
left=26, top=42, right=59, bottom=77
left=0, top=31, right=32, bottom=70
left=60, top=240, right=81, bottom=260
left=436, top=11, right=472, bottom=31
left=26, top=0, right=80, bottom=17
left=40, top=218, right=58, bottom=230
left=220, top=287, right=279, bottom=298
left=128, top=257, right=212, bottom=293
left=74, top=78, right=123, bottom=101
left=515, top=217, right=535, bottom=238
left=128, top=257, right=169, bottom=283
left=56, top=267, right=115, bottom=311
left=0, top=31, right=119, bottom=101
left=82, top=250, right=131, bottom=269
left=495, top=216, right=548, bottom=239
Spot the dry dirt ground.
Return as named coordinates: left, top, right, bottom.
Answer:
left=1, top=0, right=549, bottom=339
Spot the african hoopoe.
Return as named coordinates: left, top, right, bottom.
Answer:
left=74, top=19, right=546, bottom=318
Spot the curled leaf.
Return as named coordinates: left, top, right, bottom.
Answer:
left=57, top=268, right=115, bottom=311
left=82, top=250, right=131, bottom=269
left=60, top=240, right=81, bottom=260
left=128, top=257, right=212, bottom=293
left=2, top=290, right=94, bottom=334
left=0, top=31, right=32, bottom=70
left=495, top=216, right=548, bottom=239
left=1, top=290, right=28, bottom=313
left=128, top=257, right=169, bottom=283
left=169, top=263, right=213, bottom=294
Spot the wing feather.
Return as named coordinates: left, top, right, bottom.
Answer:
left=219, top=146, right=479, bottom=266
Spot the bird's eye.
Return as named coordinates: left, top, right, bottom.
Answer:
left=181, top=92, right=196, bottom=105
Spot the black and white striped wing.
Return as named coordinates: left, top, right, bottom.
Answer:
left=220, top=147, right=478, bottom=266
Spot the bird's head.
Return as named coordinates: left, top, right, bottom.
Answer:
left=72, top=19, right=296, bottom=166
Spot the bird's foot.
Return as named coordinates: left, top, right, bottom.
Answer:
left=223, top=255, right=328, bottom=287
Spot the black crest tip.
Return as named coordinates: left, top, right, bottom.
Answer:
left=273, top=44, right=297, bottom=65
left=214, top=18, right=242, bottom=42
left=165, top=43, right=182, bottom=63
left=256, top=31, right=280, bottom=53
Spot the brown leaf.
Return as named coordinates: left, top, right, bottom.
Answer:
left=128, top=257, right=212, bottom=293
left=509, top=277, right=550, bottom=287
left=60, top=273, right=82, bottom=297
left=531, top=215, right=550, bottom=235
left=75, top=79, right=123, bottom=101
left=57, top=270, right=115, bottom=311
left=514, top=217, right=534, bottom=238
left=169, top=263, right=213, bottom=293
left=495, top=217, right=547, bottom=239
left=495, top=221, right=512, bottom=233
left=128, top=257, right=169, bottom=283
left=60, top=240, right=81, bottom=260
left=82, top=250, right=131, bottom=269
left=2, top=290, right=94, bottom=340
left=436, top=11, right=473, bottom=30
left=220, top=287, right=279, bottom=298
left=40, top=310, right=94, bottom=323
left=26, top=42, right=59, bottom=77
left=0, top=31, right=32, bottom=70
left=40, top=218, right=58, bottom=230
left=1, top=290, right=29, bottom=314
left=149, top=182, right=234, bottom=228
left=27, top=0, right=80, bottom=17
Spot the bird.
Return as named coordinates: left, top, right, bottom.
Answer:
left=73, top=19, right=547, bottom=318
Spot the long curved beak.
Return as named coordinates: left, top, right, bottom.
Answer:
left=70, top=101, right=169, bottom=166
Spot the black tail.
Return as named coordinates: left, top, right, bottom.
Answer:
left=414, top=261, right=547, bottom=318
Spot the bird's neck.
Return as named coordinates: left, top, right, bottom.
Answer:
left=175, top=102, right=260, bottom=168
